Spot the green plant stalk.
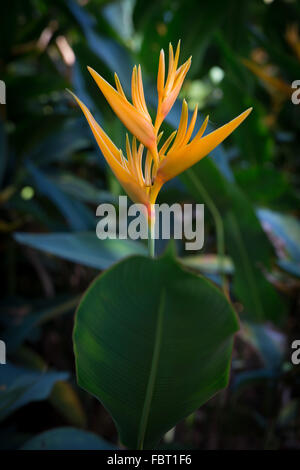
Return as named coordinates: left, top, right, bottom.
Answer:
left=186, top=170, right=227, bottom=295
left=148, top=211, right=155, bottom=258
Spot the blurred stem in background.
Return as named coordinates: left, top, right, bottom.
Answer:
left=185, top=170, right=228, bottom=297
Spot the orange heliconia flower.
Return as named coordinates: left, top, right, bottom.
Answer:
left=69, top=41, right=252, bottom=221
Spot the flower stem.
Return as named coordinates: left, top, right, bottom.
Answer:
left=186, top=170, right=228, bottom=297
left=148, top=226, right=155, bottom=258
left=148, top=209, right=155, bottom=258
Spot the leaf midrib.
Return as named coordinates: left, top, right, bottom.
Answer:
left=137, top=289, right=165, bottom=450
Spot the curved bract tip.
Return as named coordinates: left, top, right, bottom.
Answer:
left=157, top=107, right=253, bottom=183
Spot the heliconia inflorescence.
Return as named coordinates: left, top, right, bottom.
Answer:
left=69, top=41, right=252, bottom=221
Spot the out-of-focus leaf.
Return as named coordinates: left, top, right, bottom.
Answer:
left=28, top=118, right=90, bottom=165
left=277, top=400, right=299, bottom=428
left=103, top=0, right=135, bottom=41
left=14, top=232, right=148, bottom=270
left=8, top=195, right=64, bottom=231
left=257, top=209, right=300, bottom=262
left=241, top=322, right=286, bottom=370
left=72, top=61, right=96, bottom=111
left=16, top=114, right=67, bottom=159
left=232, top=368, right=280, bottom=395
left=0, top=364, right=68, bottom=422
left=15, top=346, right=46, bottom=371
left=257, top=209, right=300, bottom=278
left=66, top=0, right=132, bottom=91
left=20, top=427, right=116, bottom=450
left=50, top=381, right=87, bottom=428
left=2, top=296, right=79, bottom=353
left=181, top=254, right=234, bottom=275
left=235, top=166, right=298, bottom=209
left=26, top=161, right=94, bottom=231
left=49, top=172, right=116, bottom=204
left=15, top=347, right=86, bottom=428
left=85, top=30, right=133, bottom=92
left=277, top=260, right=300, bottom=278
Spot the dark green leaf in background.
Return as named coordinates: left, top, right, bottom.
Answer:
left=14, top=232, right=148, bottom=270
left=20, top=427, right=116, bottom=450
left=0, top=364, right=68, bottom=422
left=26, top=162, right=94, bottom=231
left=2, top=296, right=80, bottom=353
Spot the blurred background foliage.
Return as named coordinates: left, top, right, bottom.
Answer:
left=0, top=0, right=300, bottom=450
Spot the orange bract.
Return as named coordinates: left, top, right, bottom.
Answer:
left=69, top=41, right=252, bottom=219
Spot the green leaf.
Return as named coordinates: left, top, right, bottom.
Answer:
left=73, top=254, right=239, bottom=449
left=14, top=232, right=147, bottom=270
left=0, top=364, right=68, bottom=422
left=20, top=427, right=116, bottom=450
